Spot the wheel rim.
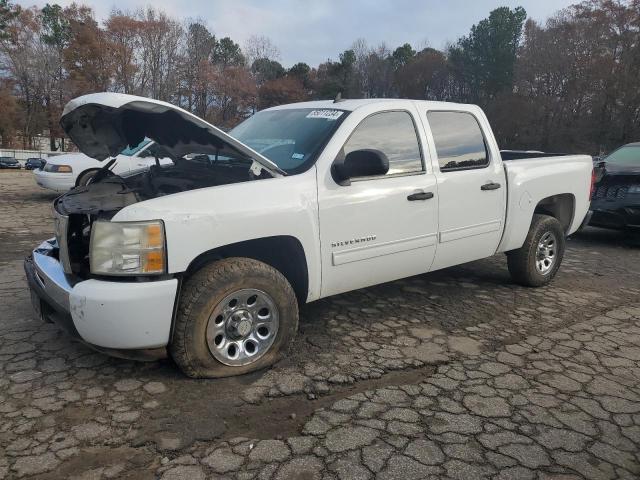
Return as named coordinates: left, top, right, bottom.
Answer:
left=206, top=288, right=279, bottom=366
left=535, top=231, right=557, bottom=275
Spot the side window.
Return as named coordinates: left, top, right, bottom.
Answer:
left=427, top=111, right=489, bottom=171
left=343, top=111, right=423, bottom=177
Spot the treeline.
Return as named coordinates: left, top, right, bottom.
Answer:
left=0, top=0, right=639, bottom=154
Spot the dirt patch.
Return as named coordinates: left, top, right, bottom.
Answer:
left=133, top=364, right=437, bottom=450
left=32, top=446, right=157, bottom=480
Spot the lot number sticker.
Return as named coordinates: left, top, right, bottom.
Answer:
left=306, top=109, right=344, bottom=121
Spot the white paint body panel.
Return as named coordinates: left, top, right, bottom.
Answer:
left=69, top=278, right=178, bottom=349
left=498, top=155, right=593, bottom=252
left=421, top=105, right=508, bottom=271
left=314, top=100, right=439, bottom=297
left=113, top=171, right=323, bottom=301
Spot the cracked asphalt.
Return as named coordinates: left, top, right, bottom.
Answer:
left=1, top=170, right=639, bottom=479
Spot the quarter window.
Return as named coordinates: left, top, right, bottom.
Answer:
left=427, top=111, right=489, bottom=171
left=343, top=111, right=423, bottom=177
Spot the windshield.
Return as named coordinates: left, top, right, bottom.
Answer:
left=229, top=108, right=348, bottom=174
left=121, top=138, right=151, bottom=156
left=604, top=145, right=640, bottom=166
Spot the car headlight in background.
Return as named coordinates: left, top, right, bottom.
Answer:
left=44, top=164, right=73, bottom=173
left=628, top=185, right=640, bottom=194
left=90, top=220, right=166, bottom=275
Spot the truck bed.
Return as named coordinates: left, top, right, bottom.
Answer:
left=497, top=153, right=593, bottom=253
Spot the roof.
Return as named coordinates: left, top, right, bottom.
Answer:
left=265, top=98, right=475, bottom=112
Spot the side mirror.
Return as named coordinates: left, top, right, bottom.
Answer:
left=331, top=149, right=389, bottom=186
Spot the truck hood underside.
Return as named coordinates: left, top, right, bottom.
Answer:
left=60, top=93, right=284, bottom=176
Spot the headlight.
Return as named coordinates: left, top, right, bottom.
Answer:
left=90, top=220, right=166, bottom=276
left=44, top=164, right=72, bottom=173
left=629, top=185, right=640, bottom=194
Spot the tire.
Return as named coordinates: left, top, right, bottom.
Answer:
left=507, top=214, right=566, bottom=287
left=76, top=169, right=99, bottom=187
left=170, top=257, right=299, bottom=378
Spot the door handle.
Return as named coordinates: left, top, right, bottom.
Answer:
left=481, top=182, right=501, bottom=191
left=407, top=191, right=434, bottom=201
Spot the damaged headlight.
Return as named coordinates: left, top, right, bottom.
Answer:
left=90, top=220, right=166, bottom=275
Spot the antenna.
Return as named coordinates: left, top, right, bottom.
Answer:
left=334, top=92, right=344, bottom=103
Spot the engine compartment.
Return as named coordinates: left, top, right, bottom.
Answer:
left=57, top=156, right=268, bottom=216
left=55, top=156, right=269, bottom=278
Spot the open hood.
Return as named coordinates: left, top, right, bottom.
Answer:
left=60, top=92, right=285, bottom=177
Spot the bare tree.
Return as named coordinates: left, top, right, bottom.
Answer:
left=136, top=7, right=182, bottom=101
left=179, top=19, right=215, bottom=114
left=0, top=6, right=43, bottom=147
left=105, top=10, right=142, bottom=95
left=244, top=34, right=280, bottom=66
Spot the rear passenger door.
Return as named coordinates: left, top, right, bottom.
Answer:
left=318, top=109, right=439, bottom=297
left=425, top=110, right=506, bottom=271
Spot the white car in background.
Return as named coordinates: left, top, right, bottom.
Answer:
left=34, top=139, right=170, bottom=192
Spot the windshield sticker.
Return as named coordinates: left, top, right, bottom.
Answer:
left=292, top=153, right=305, bottom=160
left=306, top=109, right=344, bottom=121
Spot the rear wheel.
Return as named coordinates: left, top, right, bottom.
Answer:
left=507, top=214, right=565, bottom=287
left=170, top=258, right=298, bottom=378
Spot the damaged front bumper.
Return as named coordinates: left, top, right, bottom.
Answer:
left=24, top=239, right=178, bottom=360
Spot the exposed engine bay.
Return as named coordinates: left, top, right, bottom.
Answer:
left=54, top=93, right=285, bottom=278
left=58, top=155, right=270, bottom=216
left=55, top=156, right=270, bottom=277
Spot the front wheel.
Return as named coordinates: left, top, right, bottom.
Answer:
left=76, top=169, right=99, bottom=187
left=170, top=258, right=299, bottom=378
left=507, top=214, right=566, bottom=287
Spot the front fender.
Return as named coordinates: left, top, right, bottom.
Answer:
left=112, top=169, right=322, bottom=301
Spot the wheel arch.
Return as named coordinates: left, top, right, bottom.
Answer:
left=183, top=235, right=309, bottom=304
left=533, top=193, right=575, bottom=234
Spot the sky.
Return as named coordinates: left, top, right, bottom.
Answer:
left=18, top=0, right=579, bottom=67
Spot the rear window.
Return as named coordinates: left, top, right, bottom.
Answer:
left=604, top=145, right=640, bottom=166
left=427, top=111, right=489, bottom=171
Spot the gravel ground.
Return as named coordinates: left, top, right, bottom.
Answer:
left=0, top=170, right=639, bottom=479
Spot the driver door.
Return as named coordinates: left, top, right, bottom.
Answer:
left=318, top=109, right=439, bottom=298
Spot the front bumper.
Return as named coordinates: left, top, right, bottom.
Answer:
left=33, top=169, right=75, bottom=192
left=25, top=239, right=178, bottom=354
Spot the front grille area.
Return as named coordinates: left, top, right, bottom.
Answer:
left=67, top=214, right=92, bottom=277
left=53, top=204, right=92, bottom=278
left=592, top=185, right=628, bottom=201
left=53, top=211, right=72, bottom=274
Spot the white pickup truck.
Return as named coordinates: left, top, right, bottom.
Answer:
left=25, top=93, right=593, bottom=377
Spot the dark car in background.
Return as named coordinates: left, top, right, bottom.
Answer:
left=24, top=157, right=46, bottom=170
left=589, top=142, right=640, bottom=233
left=0, top=156, right=21, bottom=169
